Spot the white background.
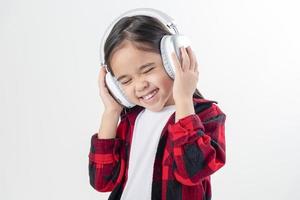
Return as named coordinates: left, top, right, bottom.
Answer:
left=1, top=0, right=300, bottom=199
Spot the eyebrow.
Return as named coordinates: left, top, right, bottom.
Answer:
left=116, top=62, right=155, bottom=81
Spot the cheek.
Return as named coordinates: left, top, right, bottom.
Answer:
left=147, top=71, right=174, bottom=92
left=160, top=78, right=173, bottom=92
left=122, top=85, right=138, bottom=101
left=122, top=86, right=133, bottom=96
left=157, top=72, right=174, bottom=89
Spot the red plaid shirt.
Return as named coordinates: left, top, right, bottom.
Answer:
left=89, top=97, right=226, bottom=200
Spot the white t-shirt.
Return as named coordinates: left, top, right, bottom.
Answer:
left=120, top=105, right=176, bottom=200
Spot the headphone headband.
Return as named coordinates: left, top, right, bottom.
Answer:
left=99, top=8, right=180, bottom=66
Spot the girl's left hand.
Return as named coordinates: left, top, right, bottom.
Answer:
left=172, top=46, right=199, bottom=104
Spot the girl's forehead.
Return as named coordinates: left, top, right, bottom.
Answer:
left=112, top=41, right=157, bottom=60
left=110, top=42, right=162, bottom=74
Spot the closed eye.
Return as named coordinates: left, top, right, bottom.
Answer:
left=121, top=79, right=131, bottom=85
left=144, top=67, right=154, bottom=73
left=121, top=67, right=154, bottom=85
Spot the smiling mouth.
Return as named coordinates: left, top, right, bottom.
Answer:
left=139, top=89, right=159, bottom=102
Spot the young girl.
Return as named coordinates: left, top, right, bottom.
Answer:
left=89, top=14, right=226, bottom=200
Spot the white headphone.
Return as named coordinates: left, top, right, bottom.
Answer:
left=100, top=8, right=191, bottom=108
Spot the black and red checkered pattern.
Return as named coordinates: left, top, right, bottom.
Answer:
left=89, top=97, right=226, bottom=200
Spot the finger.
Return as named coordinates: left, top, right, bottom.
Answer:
left=171, top=51, right=182, bottom=73
left=98, top=67, right=108, bottom=91
left=180, top=47, right=190, bottom=72
left=186, top=46, right=196, bottom=71
left=98, top=67, right=105, bottom=85
left=195, top=60, right=199, bottom=73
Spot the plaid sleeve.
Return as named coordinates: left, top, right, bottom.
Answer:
left=167, top=103, right=226, bottom=186
left=88, top=133, right=124, bottom=192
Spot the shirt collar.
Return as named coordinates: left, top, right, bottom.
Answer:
left=123, top=97, right=217, bottom=126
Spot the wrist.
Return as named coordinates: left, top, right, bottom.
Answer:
left=174, top=97, right=193, bottom=105
left=175, top=98, right=195, bottom=122
left=104, top=109, right=122, bottom=116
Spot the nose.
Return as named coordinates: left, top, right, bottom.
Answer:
left=136, top=79, right=149, bottom=92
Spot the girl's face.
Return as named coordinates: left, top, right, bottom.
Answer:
left=110, top=40, right=175, bottom=112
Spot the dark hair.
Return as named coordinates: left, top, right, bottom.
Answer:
left=103, top=15, right=204, bottom=115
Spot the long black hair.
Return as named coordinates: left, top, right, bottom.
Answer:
left=103, top=15, right=204, bottom=116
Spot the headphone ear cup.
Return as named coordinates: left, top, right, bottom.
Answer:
left=105, top=72, right=136, bottom=108
left=161, top=35, right=176, bottom=79
left=160, top=34, right=191, bottom=79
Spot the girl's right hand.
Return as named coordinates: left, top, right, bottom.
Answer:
left=98, top=66, right=124, bottom=114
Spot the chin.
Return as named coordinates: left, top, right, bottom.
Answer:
left=147, top=102, right=167, bottom=112
left=137, top=101, right=161, bottom=112
left=148, top=107, right=161, bottom=112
